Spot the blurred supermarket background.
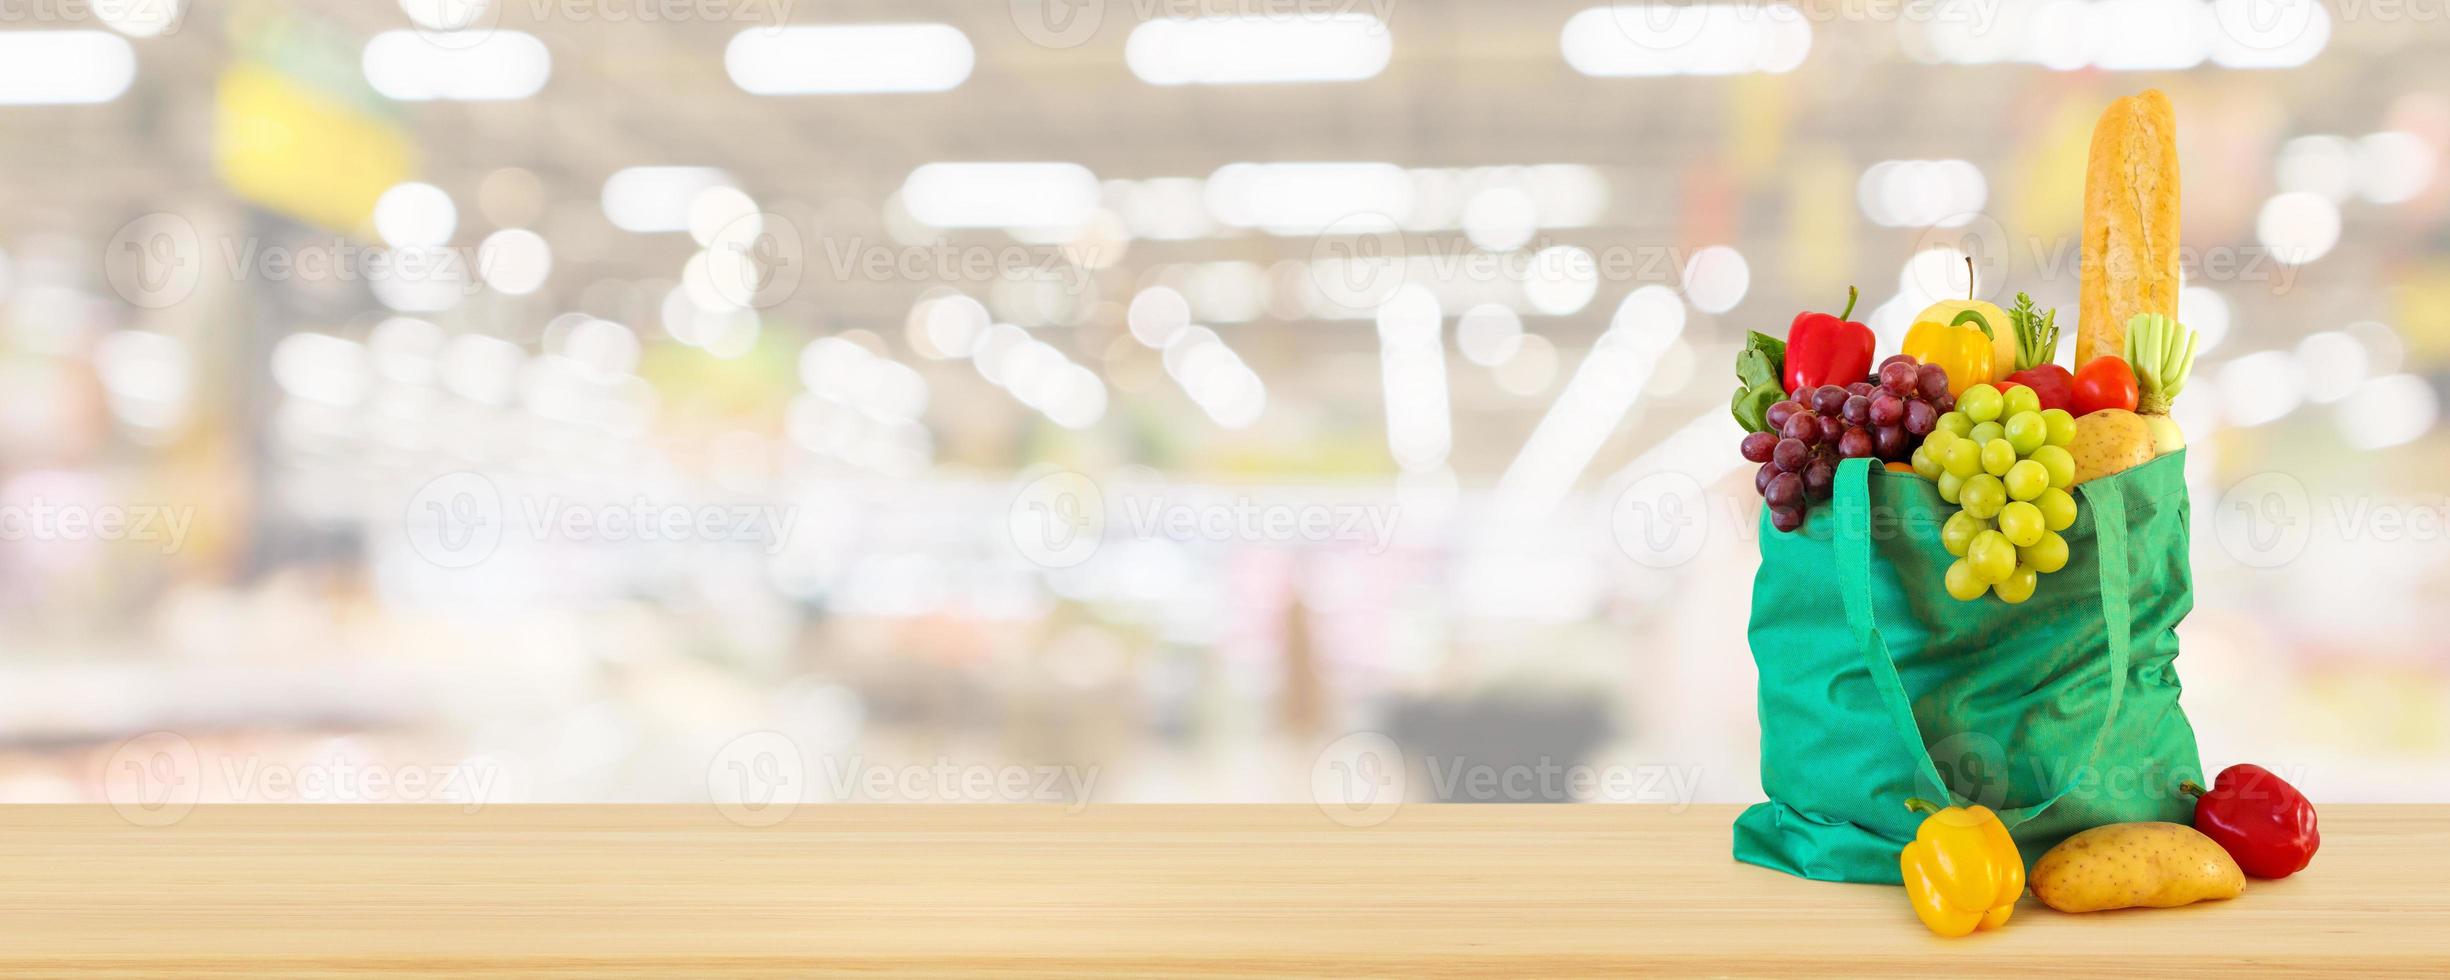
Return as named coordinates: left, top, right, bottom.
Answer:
left=1, top=0, right=2445, bottom=811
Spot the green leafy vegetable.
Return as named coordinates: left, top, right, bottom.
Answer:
left=1731, top=331, right=1788, bottom=432
left=2007, top=292, right=2059, bottom=372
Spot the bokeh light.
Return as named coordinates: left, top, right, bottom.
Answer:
left=0, top=0, right=2442, bottom=815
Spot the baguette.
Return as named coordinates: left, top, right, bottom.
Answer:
left=2078, top=89, right=2181, bottom=366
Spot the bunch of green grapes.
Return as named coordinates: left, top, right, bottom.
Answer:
left=1908, top=384, right=2081, bottom=603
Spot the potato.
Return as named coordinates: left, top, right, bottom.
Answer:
left=2030, top=821, right=2245, bottom=913
left=2068, top=409, right=2155, bottom=483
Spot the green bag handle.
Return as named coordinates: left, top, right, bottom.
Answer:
left=1831, top=456, right=2131, bottom=828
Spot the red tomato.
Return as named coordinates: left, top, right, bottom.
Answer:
left=2071, top=356, right=2140, bottom=416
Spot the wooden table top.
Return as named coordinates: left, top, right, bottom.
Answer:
left=2, top=804, right=2443, bottom=976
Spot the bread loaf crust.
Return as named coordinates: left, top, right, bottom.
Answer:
left=2078, top=89, right=2180, bottom=366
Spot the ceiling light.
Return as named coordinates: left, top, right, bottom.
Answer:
left=2256, top=192, right=2341, bottom=266
left=1457, top=304, right=1524, bottom=368
left=477, top=229, right=552, bottom=295
left=1562, top=5, right=1811, bottom=77
left=363, top=29, right=549, bottom=101
left=1377, top=285, right=1450, bottom=471
left=373, top=182, right=457, bottom=247
left=901, top=162, right=1100, bottom=230
left=1205, top=162, right=1411, bottom=234
left=1127, top=14, right=1391, bottom=86
left=601, top=167, right=734, bottom=233
left=726, top=24, right=975, bottom=95
left=1497, top=287, right=1685, bottom=512
left=1681, top=245, right=1749, bottom=315
left=0, top=32, right=137, bottom=105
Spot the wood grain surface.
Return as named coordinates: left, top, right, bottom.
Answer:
left=1, top=804, right=2443, bottom=977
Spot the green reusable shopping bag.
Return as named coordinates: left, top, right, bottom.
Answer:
left=1733, top=453, right=2203, bottom=884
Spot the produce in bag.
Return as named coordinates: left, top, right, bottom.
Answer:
left=1901, top=285, right=2001, bottom=397
left=2071, top=355, right=2140, bottom=417
left=1996, top=292, right=2073, bottom=411
left=1906, top=262, right=2017, bottom=390
left=1729, top=330, right=1787, bottom=434
left=2078, top=89, right=2180, bottom=365
left=2125, top=312, right=2200, bottom=455
left=1925, top=383, right=2081, bottom=603
left=1734, top=91, right=2211, bottom=910
left=1781, top=287, right=1875, bottom=396
left=1738, top=292, right=1951, bottom=533
left=2068, top=408, right=2155, bottom=485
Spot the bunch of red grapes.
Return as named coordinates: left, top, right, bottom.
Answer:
left=1740, top=355, right=1955, bottom=532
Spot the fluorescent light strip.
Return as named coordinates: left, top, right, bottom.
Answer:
left=1857, top=160, right=1988, bottom=229
left=1608, top=406, right=1750, bottom=492
left=1165, top=329, right=1265, bottom=429
left=1496, top=286, right=1687, bottom=512
left=1916, top=0, right=2329, bottom=71
left=972, top=321, right=1110, bottom=429
left=1205, top=162, right=1412, bottom=234
left=901, top=162, right=1100, bottom=230
left=1378, top=285, right=1451, bottom=471
left=1127, top=14, right=1391, bottom=86
left=1561, top=5, right=1811, bottom=77
left=726, top=23, right=975, bottom=95
left=0, top=31, right=136, bottom=105
left=363, top=30, right=550, bottom=101
left=1129, top=290, right=1266, bottom=430
left=1113, top=164, right=1608, bottom=245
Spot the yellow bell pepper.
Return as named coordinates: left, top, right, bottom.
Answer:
left=1899, top=799, right=2024, bottom=937
left=1911, top=298, right=2019, bottom=380
left=1901, top=309, right=2000, bottom=397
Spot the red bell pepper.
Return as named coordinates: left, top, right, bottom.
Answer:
left=1996, top=365, right=2075, bottom=412
left=1783, top=286, right=1874, bottom=396
left=2184, top=764, right=2320, bottom=879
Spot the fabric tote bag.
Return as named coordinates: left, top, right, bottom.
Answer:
left=1733, top=453, right=2204, bottom=884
